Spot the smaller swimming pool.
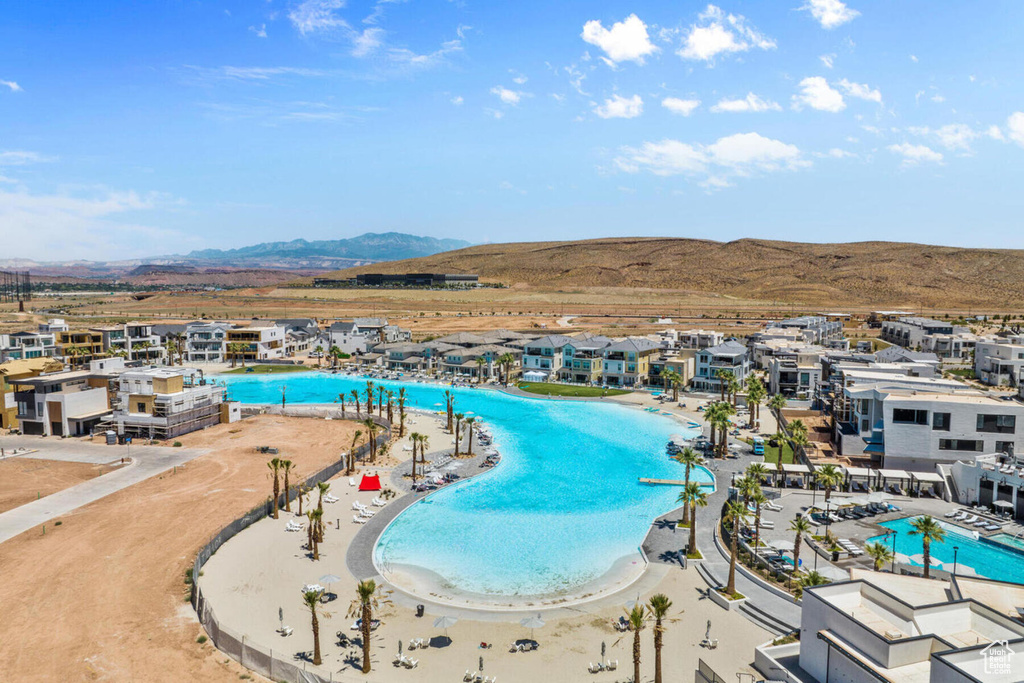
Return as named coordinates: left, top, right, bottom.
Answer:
left=868, top=516, right=1024, bottom=585
left=989, top=533, right=1024, bottom=553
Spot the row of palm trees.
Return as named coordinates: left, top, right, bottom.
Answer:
left=313, top=344, right=348, bottom=369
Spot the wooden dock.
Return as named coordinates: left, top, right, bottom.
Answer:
left=639, top=478, right=687, bottom=486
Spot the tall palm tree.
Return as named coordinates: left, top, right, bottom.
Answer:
left=746, top=462, right=769, bottom=488
left=350, top=389, right=361, bottom=417
left=766, top=393, right=788, bottom=482
left=724, top=499, right=749, bottom=596
left=351, top=580, right=379, bottom=673
left=663, top=370, right=682, bottom=402
left=672, top=447, right=704, bottom=524
left=626, top=604, right=646, bottom=683
left=385, top=390, right=394, bottom=424
left=443, top=390, right=455, bottom=430
left=816, top=464, right=843, bottom=505
left=475, top=356, right=488, bottom=380
left=678, top=482, right=708, bottom=555
left=336, top=392, right=346, bottom=417
left=409, top=432, right=421, bottom=481
left=648, top=594, right=673, bottom=683
left=751, top=490, right=769, bottom=556
left=364, top=381, right=375, bottom=415
left=498, top=352, right=515, bottom=385
left=726, top=375, right=742, bottom=407
left=362, top=419, right=379, bottom=462
left=908, top=515, right=947, bottom=579
left=347, top=429, right=362, bottom=476
left=703, top=402, right=721, bottom=455
left=310, top=508, right=324, bottom=560
left=314, top=344, right=324, bottom=368
left=417, top=434, right=429, bottom=478
left=464, top=417, right=477, bottom=455
left=865, top=541, right=894, bottom=572
left=268, top=457, right=282, bottom=519
left=281, top=459, right=294, bottom=512
left=302, top=589, right=325, bottom=665
left=453, top=412, right=465, bottom=455
left=377, top=385, right=386, bottom=417
left=735, top=474, right=761, bottom=509
left=746, top=376, right=766, bottom=429
left=788, top=516, right=812, bottom=587
left=714, top=368, right=734, bottom=403
left=397, top=388, right=407, bottom=437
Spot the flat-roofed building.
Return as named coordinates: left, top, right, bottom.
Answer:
left=12, top=369, right=112, bottom=437
left=767, top=315, right=844, bottom=345
left=226, top=324, right=286, bottom=362
left=0, top=330, right=57, bottom=361
left=56, top=330, right=106, bottom=367
left=110, top=367, right=226, bottom=439
left=975, top=336, right=1024, bottom=387
left=693, top=340, right=749, bottom=393
left=185, top=322, right=232, bottom=362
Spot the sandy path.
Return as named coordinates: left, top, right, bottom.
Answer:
left=0, top=415, right=359, bottom=683
left=0, top=458, right=120, bottom=514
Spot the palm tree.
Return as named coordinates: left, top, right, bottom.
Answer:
left=663, top=370, right=682, bottom=402
left=268, top=457, right=282, bottom=519
left=453, top=412, right=465, bottom=455
left=724, top=499, right=749, bottom=596
left=735, top=474, right=761, bottom=509
left=746, top=462, right=769, bottom=488
left=306, top=510, right=315, bottom=552
left=302, top=589, right=326, bottom=665
left=409, top=432, right=421, bottom=481
left=751, top=490, right=769, bottom=556
left=908, top=515, right=946, bottom=579
left=316, top=481, right=330, bottom=517
left=385, top=390, right=394, bottom=424
left=672, top=447, right=704, bottom=524
left=281, top=459, right=294, bottom=512
left=746, top=376, right=767, bottom=429
left=767, top=394, right=788, bottom=482
left=362, top=418, right=379, bottom=462
left=626, top=603, right=646, bottom=683
left=800, top=571, right=829, bottom=589
left=498, top=352, right=515, bottom=385
left=417, top=434, right=429, bottom=478
left=709, top=401, right=736, bottom=456
left=648, top=594, right=673, bottom=683
left=714, top=368, right=734, bottom=402
left=314, top=344, right=324, bottom=368
left=364, top=381, right=375, bottom=415
left=464, top=417, right=477, bottom=455
left=475, top=356, right=488, bottom=380
left=789, top=516, right=812, bottom=587
left=377, top=385, right=386, bottom=417
left=865, top=541, right=894, bottom=572
left=351, top=580, right=379, bottom=673
left=678, top=482, right=708, bottom=555
left=726, top=374, right=742, bottom=407
left=703, top=402, right=721, bottom=455
left=443, top=390, right=455, bottom=430
left=330, top=345, right=342, bottom=368
left=336, top=392, right=346, bottom=417
left=310, top=508, right=324, bottom=560
left=347, top=429, right=362, bottom=476
left=816, top=464, right=843, bottom=505
left=397, top=388, right=407, bottom=437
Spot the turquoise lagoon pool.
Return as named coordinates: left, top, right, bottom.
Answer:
left=868, top=516, right=1024, bottom=584
left=219, top=373, right=710, bottom=600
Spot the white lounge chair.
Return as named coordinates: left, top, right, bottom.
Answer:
left=962, top=514, right=979, bottom=524
left=393, top=654, right=407, bottom=667
left=404, top=658, right=418, bottom=669
left=353, top=515, right=367, bottom=524
left=464, top=672, right=476, bottom=682
left=372, top=497, right=387, bottom=507
left=359, top=509, right=375, bottom=518
left=353, top=501, right=366, bottom=511
left=588, top=662, right=602, bottom=674
left=606, top=659, right=617, bottom=671
left=349, top=477, right=356, bottom=487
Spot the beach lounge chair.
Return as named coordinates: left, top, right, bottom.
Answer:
left=758, top=520, right=775, bottom=529
left=393, top=654, right=407, bottom=667
left=944, top=510, right=959, bottom=518
left=974, top=519, right=990, bottom=527
left=404, top=658, right=418, bottom=669
left=465, top=672, right=476, bottom=682
left=588, top=662, right=603, bottom=673
left=962, top=514, right=979, bottom=525
left=372, top=497, right=387, bottom=507
left=353, top=515, right=366, bottom=524
left=985, top=524, right=1002, bottom=531
left=353, top=501, right=366, bottom=511
left=606, top=659, right=617, bottom=671
left=279, top=625, right=293, bottom=636
left=359, top=509, right=375, bottom=518
left=349, top=477, right=356, bottom=487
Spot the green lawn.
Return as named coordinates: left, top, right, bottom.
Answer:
left=223, top=364, right=311, bottom=375
left=516, top=382, right=630, bottom=398
left=746, top=437, right=795, bottom=464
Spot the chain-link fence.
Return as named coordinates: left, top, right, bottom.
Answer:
left=191, top=420, right=391, bottom=682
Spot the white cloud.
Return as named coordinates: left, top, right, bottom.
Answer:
left=0, top=150, right=54, bottom=166
left=910, top=54, right=919, bottom=63
left=451, top=95, right=464, bottom=106
left=837, top=79, right=881, bottom=103
left=490, top=86, right=524, bottom=106
left=614, top=131, right=806, bottom=188
left=677, top=5, right=775, bottom=63
left=1, top=80, right=23, bottom=92
left=351, top=27, right=384, bottom=57
left=931, top=94, right=945, bottom=103
left=661, top=97, right=701, bottom=116
left=800, top=0, right=860, bottom=29
left=511, top=72, right=528, bottom=85
left=909, top=124, right=982, bottom=152
left=387, top=38, right=463, bottom=68
left=710, top=92, right=781, bottom=113
left=186, top=66, right=329, bottom=82
left=792, top=77, right=845, bottom=112
left=248, top=24, right=268, bottom=39
left=888, top=142, right=943, bottom=165
left=581, top=14, right=658, bottom=65
left=594, top=94, right=643, bottom=119
left=289, top=0, right=348, bottom=35
left=1007, top=112, right=1024, bottom=147
left=986, top=124, right=1005, bottom=142
left=819, top=54, right=835, bottom=69
left=814, top=148, right=857, bottom=159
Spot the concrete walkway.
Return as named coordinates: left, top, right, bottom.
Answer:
left=0, top=437, right=206, bottom=544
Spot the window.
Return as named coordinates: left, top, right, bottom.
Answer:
left=892, top=408, right=929, bottom=425
left=939, top=439, right=984, bottom=452
left=996, top=441, right=1015, bottom=456
left=799, top=372, right=810, bottom=386
left=977, top=414, right=1016, bottom=434
left=136, top=402, right=146, bottom=413
left=932, top=412, right=951, bottom=431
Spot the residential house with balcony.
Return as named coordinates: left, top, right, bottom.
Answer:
left=880, top=317, right=960, bottom=350
left=559, top=334, right=613, bottom=384
left=522, top=335, right=574, bottom=382
left=12, top=369, right=112, bottom=437
left=693, top=340, right=749, bottom=393
left=0, top=357, right=65, bottom=429
left=766, top=315, right=844, bottom=345
left=109, top=367, right=227, bottom=439
left=440, top=344, right=520, bottom=379
left=0, top=330, right=57, bottom=361
left=649, top=350, right=697, bottom=391
left=185, top=322, right=232, bottom=362
left=767, top=345, right=827, bottom=399
left=226, top=324, right=286, bottom=362
left=56, top=330, right=106, bottom=367
left=38, top=318, right=69, bottom=334
left=602, top=337, right=660, bottom=387
left=975, top=336, right=1024, bottom=387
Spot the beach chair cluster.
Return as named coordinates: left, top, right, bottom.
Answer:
left=946, top=509, right=1003, bottom=531
left=480, top=451, right=501, bottom=468
left=587, top=659, right=618, bottom=673
left=837, top=539, right=864, bottom=556
left=285, top=520, right=303, bottom=532
left=407, top=637, right=429, bottom=650
left=463, top=672, right=496, bottom=683
left=352, top=501, right=376, bottom=518
left=323, top=493, right=339, bottom=504
left=612, top=616, right=631, bottom=632
left=508, top=640, right=538, bottom=653
left=392, top=654, right=418, bottom=668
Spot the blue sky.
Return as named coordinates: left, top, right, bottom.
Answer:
left=2, top=0, right=1024, bottom=261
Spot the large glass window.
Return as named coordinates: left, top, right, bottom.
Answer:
left=977, top=414, right=1016, bottom=434
left=932, top=412, right=951, bottom=431
left=892, top=408, right=928, bottom=425
left=938, top=439, right=984, bottom=452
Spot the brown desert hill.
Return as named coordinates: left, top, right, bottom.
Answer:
left=310, top=237, right=1024, bottom=308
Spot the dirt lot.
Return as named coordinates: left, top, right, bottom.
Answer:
left=0, top=458, right=121, bottom=514
left=0, top=415, right=360, bottom=683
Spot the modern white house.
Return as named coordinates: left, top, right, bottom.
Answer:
left=601, top=337, right=660, bottom=387
left=657, top=328, right=723, bottom=350
left=185, top=322, right=233, bottom=362
left=522, top=335, right=574, bottom=381
left=975, top=336, right=1024, bottom=387
left=0, top=331, right=57, bottom=361
left=881, top=317, right=961, bottom=350
left=226, top=324, right=286, bottom=362
left=767, top=346, right=826, bottom=399
left=756, top=571, right=1024, bottom=683
left=11, top=368, right=111, bottom=436
left=560, top=335, right=612, bottom=384
left=110, top=367, right=227, bottom=439
left=328, top=318, right=410, bottom=354
left=692, top=340, right=749, bottom=393
left=766, top=316, right=844, bottom=345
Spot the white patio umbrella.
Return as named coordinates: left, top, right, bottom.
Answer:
left=868, top=492, right=890, bottom=504
left=816, top=565, right=850, bottom=582
left=433, top=615, right=458, bottom=639
left=520, top=614, right=545, bottom=639
left=318, top=574, right=342, bottom=593
left=769, top=539, right=795, bottom=552
left=994, top=500, right=1014, bottom=510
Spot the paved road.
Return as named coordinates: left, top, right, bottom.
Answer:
left=0, top=435, right=130, bottom=465
left=0, top=436, right=206, bottom=544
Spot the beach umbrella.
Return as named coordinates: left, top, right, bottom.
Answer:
left=769, top=539, right=795, bottom=552
left=318, top=574, right=342, bottom=594
left=816, top=565, right=850, bottom=582
left=868, top=492, right=889, bottom=504
left=433, top=615, right=458, bottom=639
left=520, top=614, right=545, bottom=639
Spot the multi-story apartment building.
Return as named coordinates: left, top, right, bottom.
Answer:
left=559, top=335, right=612, bottom=384
left=692, top=340, right=749, bottom=393
left=110, top=367, right=228, bottom=439
left=0, top=330, right=57, bottom=361
left=226, top=324, right=286, bottom=362
left=921, top=331, right=979, bottom=360
left=327, top=318, right=410, bottom=354
left=522, top=335, right=574, bottom=381
left=766, top=316, right=843, bottom=345
left=656, top=328, right=723, bottom=350
left=440, top=345, right=520, bottom=379
left=880, top=316, right=959, bottom=349
left=601, top=337, right=660, bottom=387
left=185, top=322, right=232, bottom=362
left=91, top=323, right=165, bottom=362
left=56, top=330, right=106, bottom=367
left=832, top=372, right=1024, bottom=469
left=767, top=345, right=826, bottom=399
left=38, top=318, right=69, bottom=335
left=648, top=351, right=697, bottom=390
left=11, top=368, right=112, bottom=437
left=975, top=336, right=1024, bottom=387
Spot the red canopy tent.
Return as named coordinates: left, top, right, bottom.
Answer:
left=358, top=474, right=382, bottom=491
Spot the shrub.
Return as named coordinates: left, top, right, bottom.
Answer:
left=173, top=441, right=183, bottom=447
left=54, top=521, right=62, bottom=526
left=197, top=635, right=207, bottom=644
